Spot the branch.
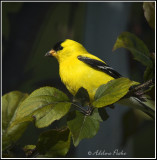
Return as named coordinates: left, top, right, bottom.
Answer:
left=126, top=79, right=154, bottom=98
left=121, top=79, right=155, bottom=119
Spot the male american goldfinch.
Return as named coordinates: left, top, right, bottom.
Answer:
left=45, top=39, right=154, bottom=118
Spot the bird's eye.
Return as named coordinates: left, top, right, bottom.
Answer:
left=53, top=41, right=64, bottom=51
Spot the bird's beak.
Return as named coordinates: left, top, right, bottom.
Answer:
left=45, top=49, right=57, bottom=57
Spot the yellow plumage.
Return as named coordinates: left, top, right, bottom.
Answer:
left=46, top=39, right=114, bottom=101
left=45, top=39, right=155, bottom=119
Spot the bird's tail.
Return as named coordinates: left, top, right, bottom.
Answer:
left=118, top=95, right=155, bottom=119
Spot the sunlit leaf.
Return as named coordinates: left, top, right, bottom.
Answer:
left=67, top=109, right=102, bottom=147
left=93, top=78, right=139, bottom=108
left=2, top=91, right=29, bottom=150
left=113, top=32, right=152, bottom=67
left=143, top=2, right=155, bottom=29
left=11, top=87, right=71, bottom=128
left=37, top=128, right=71, bottom=157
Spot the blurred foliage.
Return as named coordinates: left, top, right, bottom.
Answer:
left=127, top=3, right=155, bottom=83
left=2, top=2, right=86, bottom=94
left=143, top=2, right=155, bottom=30
left=36, top=128, right=71, bottom=158
left=113, top=32, right=152, bottom=67
left=113, top=31, right=155, bottom=82
left=2, top=2, right=23, bottom=40
left=2, top=91, right=29, bottom=151
left=113, top=2, right=155, bottom=157
left=23, top=145, right=36, bottom=157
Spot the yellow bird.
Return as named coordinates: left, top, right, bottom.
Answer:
left=45, top=39, right=121, bottom=101
left=45, top=39, right=154, bottom=118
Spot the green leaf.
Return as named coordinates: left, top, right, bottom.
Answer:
left=113, top=32, right=152, bottom=67
left=11, top=87, right=71, bottom=128
left=23, top=145, right=36, bottom=151
left=93, top=77, right=139, bottom=108
left=2, top=91, right=29, bottom=150
left=98, top=108, right=109, bottom=121
left=37, top=128, right=71, bottom=157
left=144, top=52, right=155, bottom=81
left=143, top=2, right=155, bottom=29
left=73, top=87, right=90, bottom=106
left=23, top=145, right=36, bottom=157
left=144, top=64, right=155, bottom=81
left=67, top=109, right=102, bottom=147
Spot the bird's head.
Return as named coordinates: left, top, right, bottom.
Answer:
left=45, top=39, right=87, bottom=62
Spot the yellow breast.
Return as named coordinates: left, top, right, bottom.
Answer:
left=59, top=56, right=114, bottom=102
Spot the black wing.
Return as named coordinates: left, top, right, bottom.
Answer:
left=77, top=55, right=122, bottom=79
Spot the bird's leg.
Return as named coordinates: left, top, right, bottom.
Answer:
left=71, top=102, right=90, bottom=115
left=72, top=103, right=94, bottom=116
left=85, top=105, right=94, bottom=116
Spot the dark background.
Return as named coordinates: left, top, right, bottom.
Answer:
left=2, top=2, right=155, bottom=158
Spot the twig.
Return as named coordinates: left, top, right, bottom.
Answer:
left=121, top=78, right=155, bottom=120
left=126, top=79, right=154, bottom=98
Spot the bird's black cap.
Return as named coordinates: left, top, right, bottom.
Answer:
left=53, top=40, right=64, bottom=51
